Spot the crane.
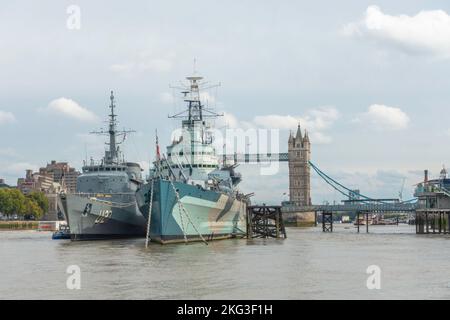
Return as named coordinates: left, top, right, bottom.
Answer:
left=398, top=178, right=406, bottom=202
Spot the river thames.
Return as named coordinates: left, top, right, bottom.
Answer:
left=1, top=225, right=449, bottom=300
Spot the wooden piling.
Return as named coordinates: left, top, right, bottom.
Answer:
left=246, top=205, right=287, bottom=239
left=357, top=212, right=360, bottom=233
left=366, top=213, right=369, bottom=233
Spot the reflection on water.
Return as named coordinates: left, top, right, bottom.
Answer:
left=1, top=225, right=450, bottom=299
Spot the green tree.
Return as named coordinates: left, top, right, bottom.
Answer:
left=27, top=191, right=49, bottom=214
left=0, top=189, right=13, bottom=218
left=8, top=189, right=26, bottom=217
left=24, top=198, right=43, bottom=219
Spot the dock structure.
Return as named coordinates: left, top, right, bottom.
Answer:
left=415, top=210, right=450, bottom=234
left=246, top=205, right=287, bottom=239
left=320, top=211, right=333, bottom=232
left=414, top=169, right=450, bottom=234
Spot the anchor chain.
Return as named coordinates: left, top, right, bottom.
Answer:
left=145, top=179, right=155, bottom=248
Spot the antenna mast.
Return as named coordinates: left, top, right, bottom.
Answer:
left=90, top=91, right=135, bottom=165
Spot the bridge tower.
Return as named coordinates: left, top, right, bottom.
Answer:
left=288, top=125, right=311, bottom=206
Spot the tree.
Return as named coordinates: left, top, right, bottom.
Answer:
left=0, top=189, right=13, bottom=218
left=8, top=189, right=26, bottom=216
left=24, top=198, right=43, bottom=219
left=27, top=191, right=49, bottom=214
left=0, top=189, right=48, bottom=220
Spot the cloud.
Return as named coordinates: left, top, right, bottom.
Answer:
left=4, top=162, right=39, bottom=176
left=343, top=6, right=450, bottom=57
left=110, top=52, right=173, bottom=74
left=42, top=98, right=99, bottom=122
left=354, top=104, right=410, bottom=130
left=252, top=107, right=340, bottom=144
left=214, top=107, right=339, bottom=146
left=0, top=148, right=19, bottom=158
left=0, top=110, right=16, bottom=124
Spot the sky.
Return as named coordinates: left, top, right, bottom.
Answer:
left=1, top=0, right=450, bottom=204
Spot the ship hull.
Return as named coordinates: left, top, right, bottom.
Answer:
left=136, top=179, right=247, bottom=244
left=59, top=193, right=147, bottom=241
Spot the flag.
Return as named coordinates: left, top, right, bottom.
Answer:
left=156, top=130, right=160, bottom=161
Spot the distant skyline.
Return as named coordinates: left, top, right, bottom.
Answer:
left=1, top=1, right=450, bottom=204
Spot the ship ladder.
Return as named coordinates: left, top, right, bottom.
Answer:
left=145, top=179, right=155, bottom=248
left=167, top=178, right=208, bottom=245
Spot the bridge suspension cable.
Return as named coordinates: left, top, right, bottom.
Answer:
left=309, top=161, right=417, bottom=205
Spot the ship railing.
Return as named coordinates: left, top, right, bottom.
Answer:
left=69, top=192, right=136, bottom=197
left=68, top=192, right=137, bottom=208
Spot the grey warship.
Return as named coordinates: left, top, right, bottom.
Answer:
left=59, top=91, right=147, bottom=240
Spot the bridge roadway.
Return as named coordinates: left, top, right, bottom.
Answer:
left=221, top=153, right=419, bottom=214
left=282, top=202, right=418, bottom=213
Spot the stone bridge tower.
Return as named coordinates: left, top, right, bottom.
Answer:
left=288, top=125, right=311, bottom=206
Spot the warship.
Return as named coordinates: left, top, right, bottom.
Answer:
left=136, top=74, right=249, bottom=244
left=58, top=91, right=147, bottom=240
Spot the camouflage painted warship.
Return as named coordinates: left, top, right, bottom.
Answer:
left=59, top=91, right=146, bottom=240
left=136, top=74, right=249, bottom=244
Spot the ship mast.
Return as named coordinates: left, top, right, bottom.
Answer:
left=108, top=91, right=118, bottom=162
left=168, top=75, right=222, bottom=126
left=91, top=91, right=135, bottom=165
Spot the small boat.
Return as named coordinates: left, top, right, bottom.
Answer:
left=52, top=224, right=71, bottom=240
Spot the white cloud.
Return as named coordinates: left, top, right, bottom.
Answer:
left=5, top=162, right=38, bottom=176
left=343, top=6, right=450, bottom=57
left=253, top=107, right=340, bottom=144
left=252, top=107, right=339, bottom=131
left=110, top=52, right=173, bottom=74
left=43, top=98, right=99, bottom=122
left=355, top=104, right=410, bottom=130
left=0, top=148, right=19, bottom=158
left=215, top=107, right=339, bottom=145
left=0, top=110, right=16, bottom=124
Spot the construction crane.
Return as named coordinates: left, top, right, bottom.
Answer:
left=399, top=178, right=406, bottom=202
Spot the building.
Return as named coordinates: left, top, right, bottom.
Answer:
left=17, top=169, right=63, bottom=221
left=283, top=125, right=314, bottom=227
left=0, top=178, right=10, bottom=189
left=288, top=125, right=311, bottom=206
left=17, top=169, right=54, bottom=195
left=39, top=161, right=80, bottom=193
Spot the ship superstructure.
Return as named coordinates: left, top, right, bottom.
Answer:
left=136, top=74, right=248, bottom=244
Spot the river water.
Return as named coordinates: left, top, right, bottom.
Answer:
left=1, top=224, right=449, bottom=300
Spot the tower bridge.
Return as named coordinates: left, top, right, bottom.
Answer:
left=222, top=124, right=419, bottom=229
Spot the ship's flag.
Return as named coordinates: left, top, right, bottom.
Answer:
left=156, top=130, right=161, bottom=161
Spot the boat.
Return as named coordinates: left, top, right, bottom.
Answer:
left=136, top=73, right=249, bottom=244
left=341, top=215, right=351, bottom=224
left=52, top=224, right=71, bottom=240
left=58, top=91, right=147, bottom=240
